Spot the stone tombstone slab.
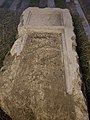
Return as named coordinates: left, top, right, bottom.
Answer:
left=0, top=8, right=89, bottom=120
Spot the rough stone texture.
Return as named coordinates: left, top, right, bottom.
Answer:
left=0, top=8, right=89, bottom=120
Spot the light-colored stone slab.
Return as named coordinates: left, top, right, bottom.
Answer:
left=21, top=8, right=63, bottom=26
left=18, top=7, right=79, bottom=95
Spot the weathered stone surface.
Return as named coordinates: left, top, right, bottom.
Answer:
left=0, top=8, right=89, bottom=120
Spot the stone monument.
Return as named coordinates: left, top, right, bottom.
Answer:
left=0, top=8, right=89, bottom=120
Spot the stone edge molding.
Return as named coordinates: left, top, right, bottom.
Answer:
left=62, top=9, right=89, bottom=119
left=1, top=7, right=89, bottom=119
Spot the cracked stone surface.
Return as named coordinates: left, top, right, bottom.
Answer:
left=0, top=7, right=89, bottom=120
